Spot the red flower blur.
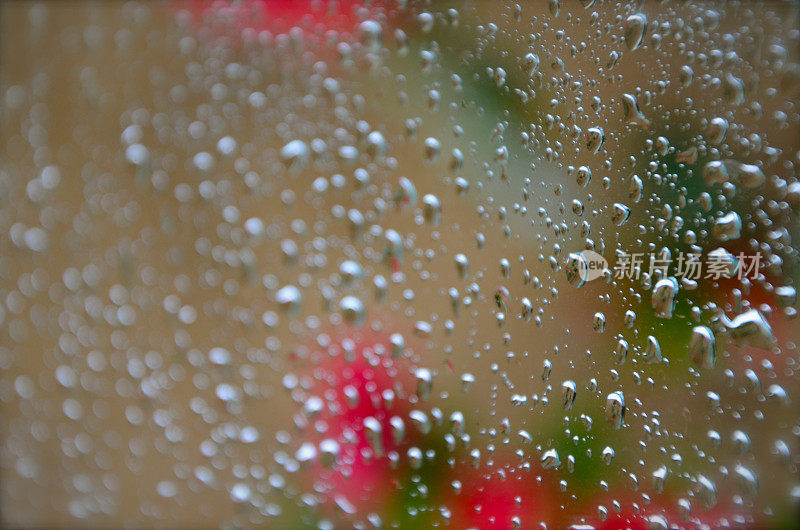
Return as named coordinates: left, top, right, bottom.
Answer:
left=181, top=0, right=393, bottom=36
left=289, top=328, right=420, bottom=515
left=446, top=462, right=561, bottom=530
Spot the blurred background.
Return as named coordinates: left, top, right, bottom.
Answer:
left=1, top=1, right=799, bottom=528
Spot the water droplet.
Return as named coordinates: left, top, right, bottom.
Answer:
left=561, top=380, right=577, bottom=410
left=614, top=339, right=628, bottom=365
left=605, top=391, right=626, bottom=429
left=395, top=177, right=418, bottom=207
left=525, top=52, right=540, bottom=75
left=652, top=277, right=679, bottom=319
left=422, top=194, right=442, bottom=226
left=719, top=309, right=776, bottom=350
left=688, top=326, right=716, bottom=369
left=723, top=73, right=745, bottom=105
left=624, top=14, right=648, bottom=50
left=540, top=360, right=553, bottom=383
left=703, top=160, right=729, bottom=186
left=644, top=335, right=662, bottom=363
left=280, top=139, right=309, bottom=170
left=390, top=416, right=406, bottom=445
left=319, top=439, right=340, bottom=469
left=415, top=368, right=433, bottom=401
left=601, top=446, right=615, bottom=465
left=584, top=127, right=605, bottom=153
left=576, top=165, right=592, bottom=187
left=358, top=20, right=383, bottom=51
left=695, top=475, right=717, bottom=508
left=423, top=137, right=441, bottom=161
left=363, top=416, right=384, bottom=457
left=541, top=448, right=561, bottom=469
left=339, top=296, right=366, bottom=327
left=652, top=466, right=668, bottom=494
left=275, top=285, right=302, bottom=316
left=611, top=203, right=631, bottom=226
left=707, top=117, right=728, bottom=144
left=593, top=312, right=606, bottom=332
left=712, top=212, right=742, bottom=241
left=621, top=93, right=650, bottom=128
left=409, top=410, right=431, bottom=435
left=454, top=254, right=469, bottom=279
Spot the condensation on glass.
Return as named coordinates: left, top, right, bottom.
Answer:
left=0, top=1, right=799, bottom=528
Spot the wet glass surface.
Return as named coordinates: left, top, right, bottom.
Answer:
left=1, top=1, right=799, bottom=528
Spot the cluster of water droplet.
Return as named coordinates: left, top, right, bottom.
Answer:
left=0, top=1, right=798, bottom=528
